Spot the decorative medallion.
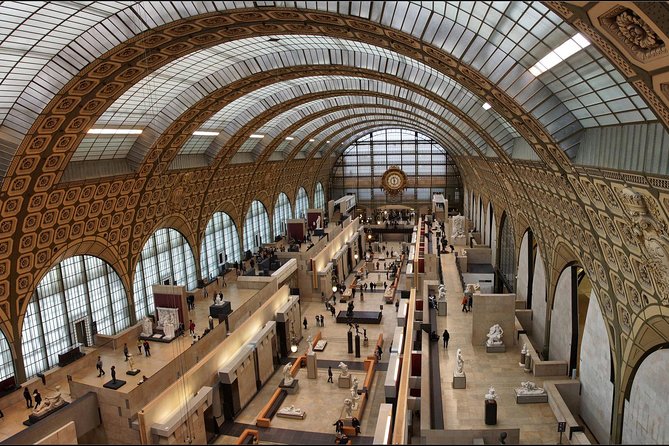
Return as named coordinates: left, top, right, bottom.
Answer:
left=381, top=166, right=408, bottom=197
left=599, top=6, right=666, bottom=63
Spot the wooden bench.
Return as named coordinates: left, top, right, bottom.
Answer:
left=255, top=388, right=287, bottom=428
left=235, top=428, right=259, bottom=444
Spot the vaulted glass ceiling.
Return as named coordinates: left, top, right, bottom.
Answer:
left=0, top=1, right=661, bottom=179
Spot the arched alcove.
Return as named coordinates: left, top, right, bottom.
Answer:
left=273, top=192, right=293, bottom=238
left=313, top=182, right=325, bottom=210
left=22, top=255, right=130, bottom=379
left=243, top=200, right=271, bottom=254
left=295, top=187, right=309, bottom=220
left=530, top=246, right=547, bottom=353
left=200, top=212, right=241, bottom=281
left=497, top=212, right=516, bottom=293
left=516, top=229, right=537, bottom=308
left=133, top=228, right=197, bottom=322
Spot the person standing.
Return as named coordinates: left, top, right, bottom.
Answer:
left=351, top=416, right=361, bottom=434
left=461, top=295, right=469, bottom=312
left=208, top=315, right=214, bottom=330
left=23, top=387, right=32, bottom=408
left=320, top=315, right=324, bottom=327
left=330, top=305, right=336, bottom=317
left=442, top=329, right=450, bottom=348
left=137, top=339, right=143, bottom=355
left=327, top=366, right=333, bottom=383
left=143, top=341, right=151, bottom=357
left=96, top=356, right=106, bottom=377
left=111, top=366, right=117, bottom=384
left=123, top=343, right=129, bottom=361
left=303, top=317, right=308, bottom=330
left=189, top=319, right=196, bottom=336
left=467, top=294, right=473, bottom=312
left=33, top=389, right=42, bottom=410
left=315, top=315, right=320, bottom=328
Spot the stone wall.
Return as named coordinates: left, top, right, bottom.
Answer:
left=549, top=267, right=573, bottom=365
left=623, top=349, right=669, bottom=444
left=579, top=290, right=613, bottom=444
left=530, top=249, right=547, bottom=354
left=471, top=293, right=517, bottom=347
left=516, top=232, right=530, bottom=302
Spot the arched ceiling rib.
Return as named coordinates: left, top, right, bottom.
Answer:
left=0, top=2, right=661, bottom=180
left=74, top=37, right=517, bottom=164
left=177, top=77, right=491, bottom=159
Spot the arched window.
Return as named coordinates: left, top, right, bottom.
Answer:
left=200, top=212, right=241, bottom=281
left=21, top=255, right=130, bottom=379
left=273, top=193, right=293, bottom=238
left=133, top=228, right=197, bottom=322
left=314, top=182, right=325, bottom=210
left=243, top=200, right=271, bottom=253
left=498, top=213, right=516, bottom=292
left=295, top=187, right=309, bottom=219
left=0, top=331, right=14, bottom=382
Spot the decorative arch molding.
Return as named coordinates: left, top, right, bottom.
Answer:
left=16, top=236, right=130, bottom=328
left=197, top=199, right=242, bottom=244
left=621, top=318, right=669, bottom=400
left=546, top=239, right=582, bottom=310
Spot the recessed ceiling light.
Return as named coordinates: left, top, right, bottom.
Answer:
left=326, top=140, right=330, bottom=143
left=482, top=102, right=492, bottom=110
left=285, top=136, right=294, bottom=141
left=87, top=128, right=142, bottom=135
left=193, top=131, right=219, bottom=136
left=529, top=33, right=590, bottom=77
left=309, top=139, right=315, bottom=142
left=250, top=134, right=265, bottom=139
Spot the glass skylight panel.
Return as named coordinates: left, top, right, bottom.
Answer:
left=529, top=33, right=590, bottom=76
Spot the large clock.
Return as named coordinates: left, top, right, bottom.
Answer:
left=381, top=166, right=408, bottom=196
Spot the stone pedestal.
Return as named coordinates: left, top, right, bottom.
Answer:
left=279, top=378, right=299, bottom=394
left=452, top=373, right=466, bottom=389
left=306, top=352, right=317, bottom=379
left=519, top=352, right=526, bottom=366
left=486, top=344, right=506, bottom=353
left=437, top=300, right=447, bottom=316
left=126, top=369, right=141, bottom=376
left=524, top=355, right=532, bottom=373
left=485, top=399, right=497, bottom=425
left=338, top=375, right=351, bottom=388
left=514, top=389, right=548, bottom=404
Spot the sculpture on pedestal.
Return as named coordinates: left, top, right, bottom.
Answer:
left=316, top=216, right=322, bottom=230
left=485, top=386, right=497, bottom=400
left=163, top=321, right=175, bottom=339
left=438, top=284, right=446, bottom=301
left=486, top=324, right=504, bottom=347
left=283, top=363, right=294, bottom=386
left=451, top=213, right=465, bottom=238
left=32, top=385, right=65, bottom=416
left=214, top=293, right=224, bottom=306
left=306, top=335, right=313, bottom=354
left=455, top=349, right=465, bottom=376
left=521, top=343, right=528, bottom=355
left=141, top=317, right=153, bottom=337
left=338, top=362, right=349, bottom=377
left=127, top=354, right=136, bottom=371
left=350, top=377, right=360, bottom=406
left=516, top=381, right=545, bottom=395
left=343, top=398, right=354, bottom=418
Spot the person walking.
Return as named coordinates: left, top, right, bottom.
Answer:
left=461, top=295, right=469, bottom=312
left=330, top=305, right=336, bottom=317
left=33, top=389, right=42, bottom=410
left=442, top=329, right=450, bottom=348
left=467, top=294, right=473, bottom=312
left=320, top=315, right=324, bottom=327
left=96, top=356, right=106, bottom=377
left=189, top=319, right=196, bottom=336
left=327, top=366, right=333, bottom=383
left=315, top=315, right=320, bottom=328
left=123, top=343, right=129, bottom=361
left=143, top=340, right=151, bottom=357
left=303, top=317, right=308, bottom=330
left=23, top=387, right=32, bottom=408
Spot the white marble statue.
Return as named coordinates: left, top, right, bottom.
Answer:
left=438, top=284, right=446, bottom=301
left=451, top=213, right=465, bottom=238
left=214, top=293, right=223, bottom=306
left=283, top=363, right=294, bottom=386
left=316, top=215, right=322, bottom=229
left=127, top=354, right=136, bottom=371
left=485, top=386, right=497, bottom=400
left=350, top=378, right=360, bottom=405
left=141, top=316, right=153, bottom=337
left=521, top=343, right=528, bottom=355
left=32, top=386, right=65, bottom=416
left=279, top=405, right=304, bottom=416
left=163, top=321, right=175, bottom=339
left=455, top=349, right=465, bottom=376
left=306, top=335, right=313, bottom=354
left=338, top=361, right=349, bottom=377
left=516, top=381, right=546, bottom=395
left=486, top=324, right=504, bottom=347
left=343, top=398, right=354, bottom=418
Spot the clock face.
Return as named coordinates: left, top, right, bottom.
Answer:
left=382, top=166, right=407, bottom=196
